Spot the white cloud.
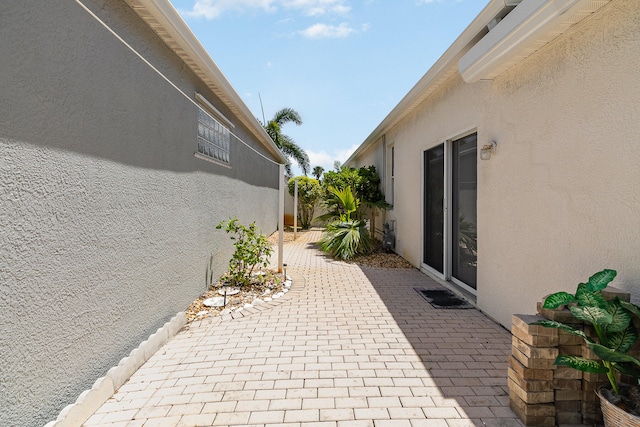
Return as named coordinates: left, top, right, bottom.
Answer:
left=183, top=0, right=350, bottom=19
left=336, top=143, right=360, bottom=163
left=305, top=143, right=360, bottom=173
left=283, top=0, right=350, bottom=16
left=307, top=150, right=334, bottom=171
left=300, top=22, right=356, bottom=39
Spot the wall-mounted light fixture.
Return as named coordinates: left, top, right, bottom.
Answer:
left=480, top=140, right=497, bottom=160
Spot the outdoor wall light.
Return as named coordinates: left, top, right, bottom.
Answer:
left=480, top=140, right=497, bottom=160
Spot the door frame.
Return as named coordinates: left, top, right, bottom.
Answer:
left=420, top=130, right=477, bottom=297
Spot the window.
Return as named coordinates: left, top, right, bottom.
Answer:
left=197, top=107, right=230, bottom=164
left=194, top=93, right=234, bottom=166
left=387, top=144, right=395, bottom=206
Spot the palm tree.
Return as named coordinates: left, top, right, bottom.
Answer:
left=312, top=166, right=324, bottom=180
left=264, top=108, right=310, bottom=176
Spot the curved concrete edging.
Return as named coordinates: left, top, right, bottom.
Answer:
left=185, top=271, right=305, bottom=328
left=44, top=273, right=305, bottom=427
left=43, top=312, right=187, bottom=427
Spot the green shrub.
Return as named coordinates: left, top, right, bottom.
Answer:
left=216, top=218, right=273, bottom=286
left=531, top=269, right=640, bottom=395
left=319, top=186, right=372, bottom=260
left=287, top=176, right=322, bottom=229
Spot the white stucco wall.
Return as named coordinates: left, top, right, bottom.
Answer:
left=365, top=0, right=640, bottom=328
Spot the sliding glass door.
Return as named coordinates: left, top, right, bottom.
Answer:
left=423, top=144, right=444, bottom=273
left=452, top=134, right=477, bottom=289
left=423, top=133, right=477, bottom=292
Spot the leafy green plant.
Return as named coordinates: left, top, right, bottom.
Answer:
left=288, top=176, right=322, bottom=229
left=319, top=166, right=390, bottom=225
left=319, top=186, right=372, bottom=260
left=531, top=269, right=640, bottom=395
left=320, top=220, right=371, bottom=260
left=216, top=218, right=273, bottom=286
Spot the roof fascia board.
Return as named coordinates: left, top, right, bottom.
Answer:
left=125, top=0, right=287, bottom=164
left=345, top=0, right=506, bottom=165
left=459, top=0, right=577, bottom=83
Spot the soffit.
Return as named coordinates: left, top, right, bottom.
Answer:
left=476, top=0, right=612, bottom=81
left=123, top=0, right=287, bottom=164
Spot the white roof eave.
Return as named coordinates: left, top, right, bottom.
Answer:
left=124, top=0, right=287, bottom=165
left=344, top=0, right=611, bottom=166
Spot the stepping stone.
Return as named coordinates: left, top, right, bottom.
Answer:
left=203, top=297, right=225, bottom=307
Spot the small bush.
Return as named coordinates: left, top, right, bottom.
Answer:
left=216, top=217, right=273, bottom=286
left=319, top=186, right=372, bottom=260
left=320, top=220, right=371, bottom=260
left=288, top=176, right=322, bottom=229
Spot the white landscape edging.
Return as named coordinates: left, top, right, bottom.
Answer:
left=43, top=312, right=187, bottom=427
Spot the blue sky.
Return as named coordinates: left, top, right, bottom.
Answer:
left=168, top=0, right=487, bottom=175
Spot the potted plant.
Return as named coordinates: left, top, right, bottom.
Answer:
left=530, top=269, right=640, bottom=426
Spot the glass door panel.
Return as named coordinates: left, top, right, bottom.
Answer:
left=451, top=134, right=477, bottom=289
left=423, top=144, right=445, bottom=273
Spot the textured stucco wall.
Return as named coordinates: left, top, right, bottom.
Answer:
left=0, top=1, right=280, bottom=426
left=478, top=0, right=640, bottom=327
left=358, top=0, right=640, bottom=328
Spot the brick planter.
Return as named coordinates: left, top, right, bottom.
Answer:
left=508, top=287, right=635, bottom=426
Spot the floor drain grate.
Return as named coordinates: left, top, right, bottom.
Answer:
left=414, top=288, right=473, bottom=309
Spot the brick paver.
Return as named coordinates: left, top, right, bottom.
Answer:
left=83, top=230, right=523, bottom=427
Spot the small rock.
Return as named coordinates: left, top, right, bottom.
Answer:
left=286, top=275, right=292, bottom=281
left=273, top=292, right=284, bottom=299
left=218, top=288, right=240, bottom=296
left=203, top=297, right=225, bottom=307
left=284, top=280, right=292, bottom=288
left=283, top=288, right=288, bottom=293
left=252, top=299, right=264, bottom=305
left=244, top=303, right=253, bottom=309
left=196, top=310, right=208, bottom=317
left=219, top=309, right=232, bottom=316
left=264, top=297, right=273, bottom=302
left=262, top=289, right=271, bottom=296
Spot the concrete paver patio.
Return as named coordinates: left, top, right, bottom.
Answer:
left=83, top=230, right=523, bottom=427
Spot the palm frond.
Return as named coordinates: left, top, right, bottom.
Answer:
left=279, top=135, right=310, bottom=175
left=273, top=108, right=302, bottom=126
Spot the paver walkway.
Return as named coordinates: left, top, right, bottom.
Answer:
left=83, top=230, right=523, bottom=427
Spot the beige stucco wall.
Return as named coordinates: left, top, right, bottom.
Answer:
left=367, top=0, right=640, bottom=328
